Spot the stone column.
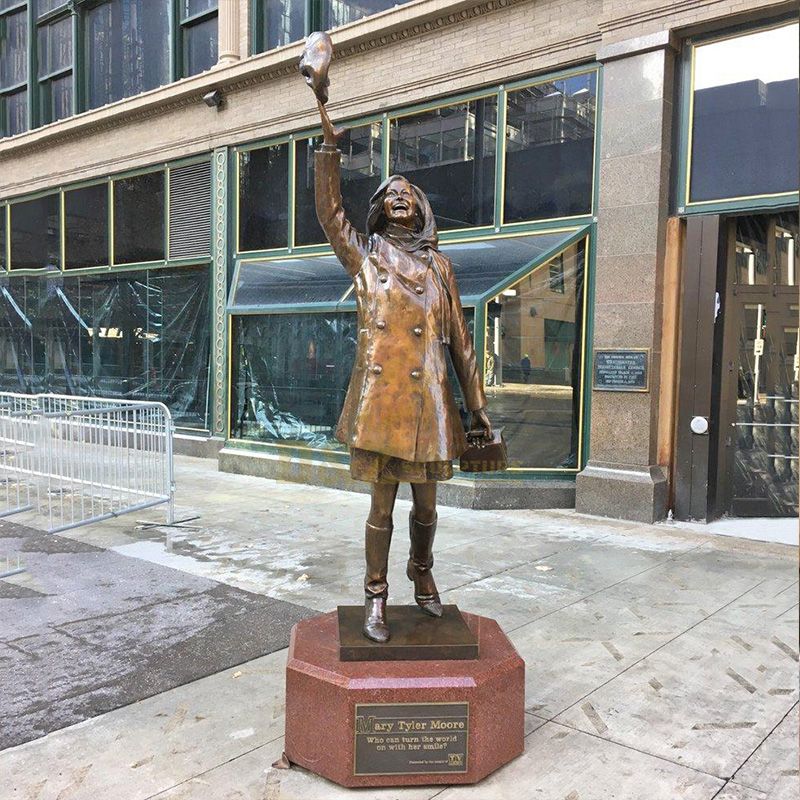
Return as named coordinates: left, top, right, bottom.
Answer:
left=575, top=31, right=678, bottom=523
left=217, top=0, right=241, bottom=65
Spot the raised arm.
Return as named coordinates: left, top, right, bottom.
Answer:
left=314, top=118, right=367, bottom=277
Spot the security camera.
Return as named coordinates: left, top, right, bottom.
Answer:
left=203, top=89, right=224, bottom=110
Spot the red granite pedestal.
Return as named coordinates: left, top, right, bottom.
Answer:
left=284, top=610, right=525, bottom=787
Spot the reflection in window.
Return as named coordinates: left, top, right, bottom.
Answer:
left=0, top=5, right=28, bottom=137
left=257, top=0, right=305, bottom=52
left=0, top=275, right=40, bottom=391
left=322, top=0, right=409, bottom=28
left=690, top=23, right=799, bottom=202
left=390, top=97, right=497, bottom=230
left=10, top=194, right=60, bottom=269
left=85, top=0, right=171, bottom=110
left=231, top=311, right=358, bottom=448
left=0, top=205, right=6, bottom=269
left=65, top=184, right=109, bottom=269
left=484, top=239, right=586, bottom=468
left=239, top=142, right=289, bottom=251
left=181, top=1, right=218, bottom=77
left=295, top=124, right=382, bottom=246
left=735, top=213, right=799, bottom=287
left=37, top=12, right=72, bottom=124
left=29, top=266, right=211, bottom=427
left=113, top=172, right=165, bottom=264
left=504, top=72, right=596, bottom=222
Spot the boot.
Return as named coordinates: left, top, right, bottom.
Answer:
left=363, top=520, right=392, bottom=642
left=407, top=511, right=443, bottom=617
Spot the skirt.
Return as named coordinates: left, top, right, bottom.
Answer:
left=349, top=448, right=454, bottom=484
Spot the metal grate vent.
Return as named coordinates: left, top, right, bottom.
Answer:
left=169, top=161, right=212, bottom=260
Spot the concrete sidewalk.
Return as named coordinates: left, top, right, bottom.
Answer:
left=1, top=456, right=797, bottom=800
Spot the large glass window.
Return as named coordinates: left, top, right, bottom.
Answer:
left=29, top=266, right=211, bottom=426
left=113, top=171, right=165, bottom=264
left=85, top=0, right=170, bottom=110
left=180, top=0, right=218, bottom=77
left=257, top=0, right=305, bottom=52
left=65, top=184, right=109, bottom=269
left=0, top=275, right=41, bottom=391
left=389, top=97, right=497, bottom=231
left=238, top=142, right=289, bottom=251
left=0, top=4, right=28, bottom=137
left=504, top=72, right=596, bottom=223
left=484, top=239, right=586, bottom=468
left=10, top=194, right=60, bottom=269
left=688, top=22, right=799, bottom=203
left=0, top=204, right=6, bottom=269
left=230, top=311, right=357, bottom=448
left=295, top=123, right=382, bottom=247
left=36, top=8, right=72, bottom=124
left=321, top=0, right=410, bottom=30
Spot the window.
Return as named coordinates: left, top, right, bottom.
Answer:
left=320, top=0, right=408, bottom=30
left=687, top=22, right=799, bottom=204
left=484, top=239, right=586, bottom=468
left=238, top=142, right=290, bottom=251
left=230, top=311, right=358, bottom=448
left=36, top=4, right=72, bottom=125
left=0, top=3, right=28, bottom=137
left=549, top=256, right=565, bottom=293
left=294, top=124, right=382, bottom=247
left=85, top=0, right=171, bottom=110
left=0, top=203, right=6, bottom=269
left=389, top=96, right=497, bottom=231
left=113, top=171, right=166, bottom=264
left=65, top=184, right=109, bottom=269
left=256, top=0, right=305, bottom=52
left=10, top=194, right=60, bottom=269
left=180, top=0, right=218, bottom=78
left=504, top=72, right=596, bottom=222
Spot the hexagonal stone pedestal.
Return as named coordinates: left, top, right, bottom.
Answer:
left=284, top=610, right=524, bottom=787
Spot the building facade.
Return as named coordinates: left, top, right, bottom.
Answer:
left=0, top=0, right=797, bottom=523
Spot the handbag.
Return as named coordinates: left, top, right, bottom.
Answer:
left=459, top=427, right=508, bottom=473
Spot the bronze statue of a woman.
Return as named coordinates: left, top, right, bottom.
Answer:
left=301, top=34, right=493, bottom=643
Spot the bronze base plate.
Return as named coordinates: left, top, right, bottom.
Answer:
left=337, top=604, right=479, bottom=662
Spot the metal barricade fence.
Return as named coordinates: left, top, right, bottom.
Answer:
left=0, top=393, right=175, bottom=533
left=0, top=393, right=36, bottom=519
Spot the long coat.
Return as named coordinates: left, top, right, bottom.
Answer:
left=315, top=147, right=486, bottom=463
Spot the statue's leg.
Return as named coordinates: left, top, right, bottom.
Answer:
left=363, top=481, right=398, bottom=643
left=407, top=481, right=443, bottom=617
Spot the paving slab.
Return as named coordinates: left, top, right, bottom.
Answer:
left=553, top=612, right=799, bottom=779
left=733, top=704, right=799, bottom=800
left=434, top=721, right=724, bottom=799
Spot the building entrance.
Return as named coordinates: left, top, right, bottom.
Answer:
left=716, top=214, right=798, bottom=517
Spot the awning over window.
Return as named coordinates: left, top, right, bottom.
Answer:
left=228, top=227, right=589, bottom=312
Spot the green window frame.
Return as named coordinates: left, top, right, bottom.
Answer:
left=676, top=15, right=800, bottom=215
left=0, top=0, right=30, bottom=138
left=34, top=0, right=73, bottom=126
left=177, top=0, right=218, bottom=79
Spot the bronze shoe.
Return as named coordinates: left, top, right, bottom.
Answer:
left=363, top=594, right=390, bottom=643
left=363, top=521, right=393, bottom=642
left=407, top=511, right=443, bottom=617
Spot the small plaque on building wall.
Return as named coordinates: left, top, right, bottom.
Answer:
left=593, top=349, right=650, bottom=392
left=354, top=703, right=469, bottom=776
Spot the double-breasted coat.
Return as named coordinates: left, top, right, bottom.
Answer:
left=315, top=146, right=486, bottom=464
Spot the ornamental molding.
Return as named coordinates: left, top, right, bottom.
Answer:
left=211, top=148, right=228, bottom=437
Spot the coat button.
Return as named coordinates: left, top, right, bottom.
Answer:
left=415, top=286, right=424, bottom=295
left=379, top=273, right=389, bottom=283
left=413, top=326, right=423, bottom=336
left=410, top=370, right=421, bottom=379
left=376, top=320, right=386, bottom=329
left=371, top=365, right=383, bottom=375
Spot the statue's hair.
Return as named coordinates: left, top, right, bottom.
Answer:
left=366, top=175, right=438, bottom=250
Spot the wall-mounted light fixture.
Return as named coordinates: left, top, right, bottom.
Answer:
left=203, top=89, right=224, bottom=110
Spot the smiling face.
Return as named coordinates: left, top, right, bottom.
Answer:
left=383, top=178, right=417, bottom=228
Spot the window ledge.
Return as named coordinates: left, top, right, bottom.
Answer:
left=0, top=0, right=526, bottom=159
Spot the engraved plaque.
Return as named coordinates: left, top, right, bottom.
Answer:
left=593, top=349, right=649, bottom=392
left=354, top=702, right=469, bottom=776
